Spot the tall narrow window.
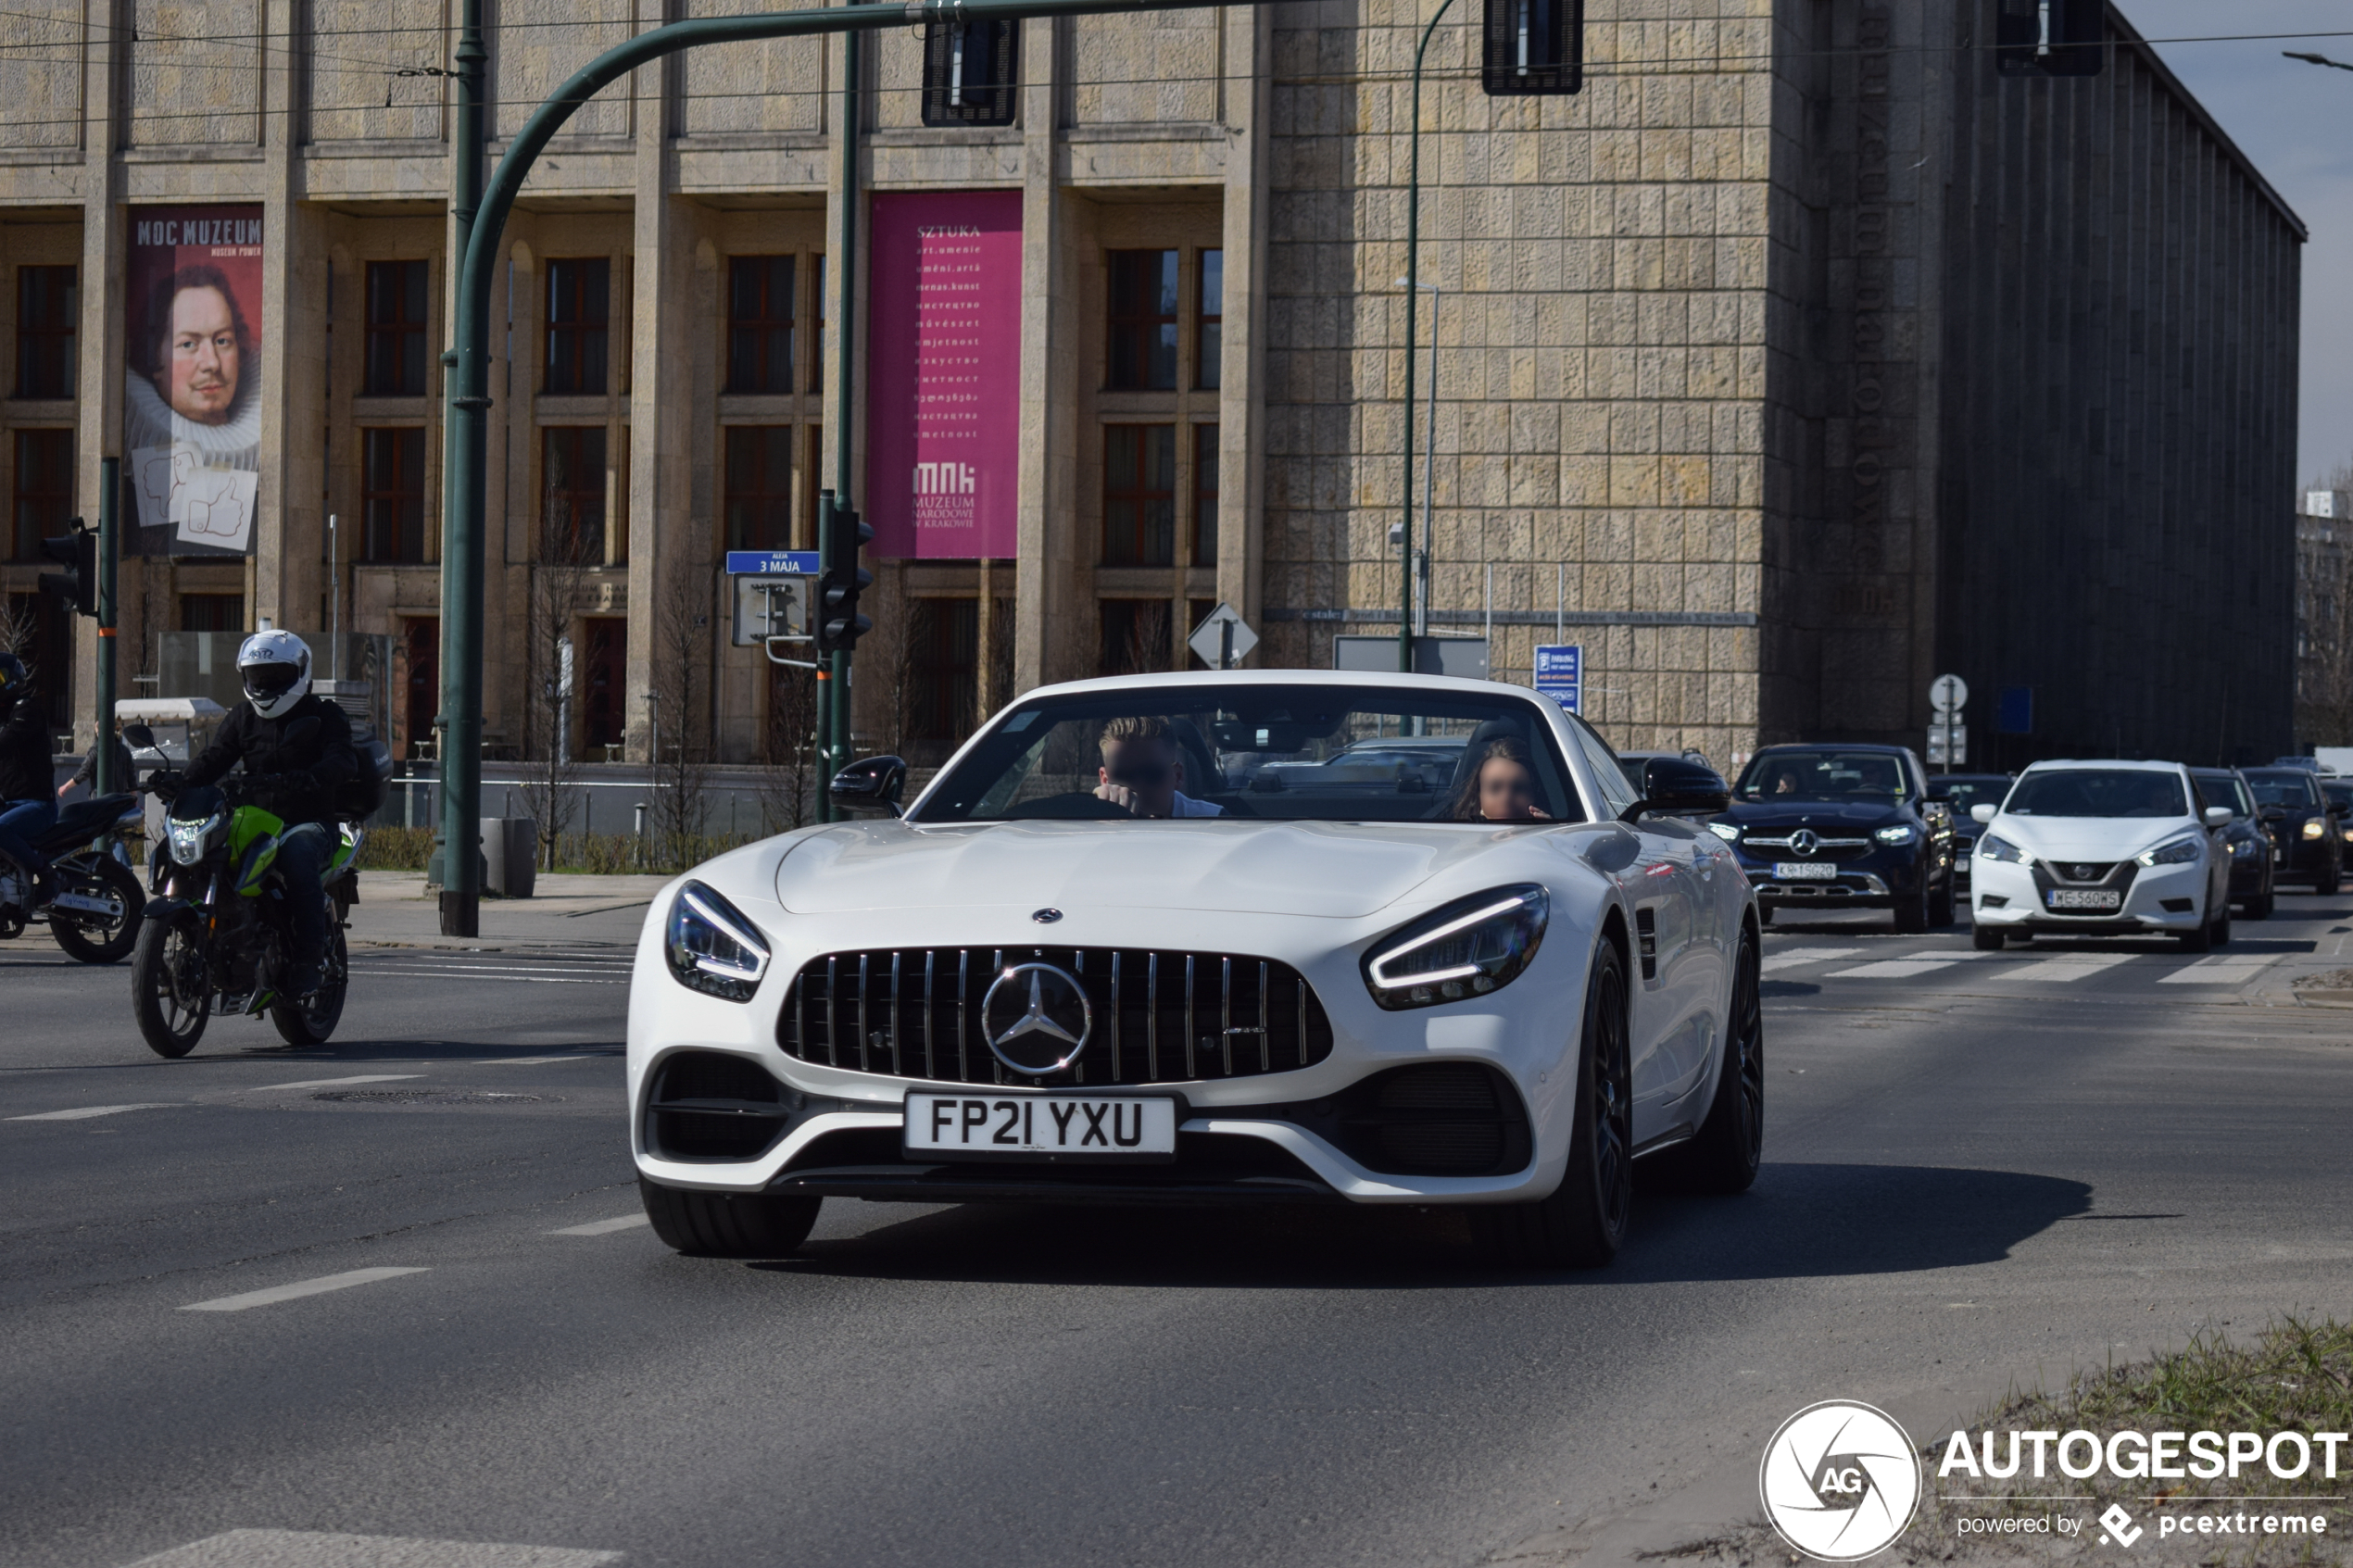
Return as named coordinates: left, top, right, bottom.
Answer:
left=545, top=258, right=610, bottom=395
left=905, top=596, right=981, bottom=743
left=359, top=428, right=427, bottom=564
left=15, top=267, right=76, bottom=399
left=921, top=18, right=1018, bottom=125
left=1107, top=250, right=1178, bottom=391
left=363, top=260, right=430, bottom=396
left=1102, top=424, right=1176, bottom=566
left=1481, top=0, right=1582, bottom=94
left=1191, top=423, right=1218, bottom=568
left=179, top=595, right=245, bottom=632
left=1195, top=249, right=1223, bottom=390
left=542, top=425, right=609, bottom=561
left=810, top=254, right=826, bottom=394
left=726, top=257, right=796, bottom=395
left=10, top=427, right=71, bottom=562
left=724, top=426, right=798, bottom=551
left=1099, top=599, right=1174, bottom=677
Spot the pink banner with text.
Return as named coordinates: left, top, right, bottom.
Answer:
left=864, top=190, right=1024, bottom=558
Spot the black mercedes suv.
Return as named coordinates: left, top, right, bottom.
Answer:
left=1711, top=743, right=1957, bottom=932
left=2244, top=767, right=2344, bottom=896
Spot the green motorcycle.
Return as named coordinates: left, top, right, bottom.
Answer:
left=124, top=722, right=379, bottom=1059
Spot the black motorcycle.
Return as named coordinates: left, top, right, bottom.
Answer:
left=124, top=721, right=389, bottom=1059
left=0, top=791, right=146, bottom=963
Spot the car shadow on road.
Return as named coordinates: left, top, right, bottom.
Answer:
left=744, top=1161, right=2091, bottom=1289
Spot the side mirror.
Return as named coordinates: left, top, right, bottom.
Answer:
left=1969, top=802, right=1998, bottom=824
left=830, top=755, right=908, bottom=818
left=2202, top=806, right=2233, bottom=829
left=1620, top=757, right=1730, bottom=822
left=121, top=723, right=156, bottom=749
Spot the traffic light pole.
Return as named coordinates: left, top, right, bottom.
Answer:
left=830, top=8, right=863, bottom=806
left=95, top=458, right=118, bottom=796
left=438, top=0, right=1263, bottom=916
left=1397, top=0, right=1456, bottom=675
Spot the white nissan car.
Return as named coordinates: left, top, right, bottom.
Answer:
left=629, top=671, right=1762, bottom=1270
left=1967, top=759, right=2234, bottom=952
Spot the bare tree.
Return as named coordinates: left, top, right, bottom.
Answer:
left=0, top=594, right=34, bottom=662
left=521, top=527, right=601, bottom=868
left=648, top=571, right=714, bottom=865
left=989, top=595, right=1015, bottom=713
left=757, top=659, right=820, bottom=834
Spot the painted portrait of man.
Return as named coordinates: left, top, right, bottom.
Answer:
left=124, top=208, right=265, bottom=557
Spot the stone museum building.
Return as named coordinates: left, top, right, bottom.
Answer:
left=0, top=0, right=2304, bottom=772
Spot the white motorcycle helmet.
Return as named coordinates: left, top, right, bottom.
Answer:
left=236, top=630, right=313, bottom=720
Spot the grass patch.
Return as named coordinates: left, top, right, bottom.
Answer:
left=352, top=822, right=768, bottom=877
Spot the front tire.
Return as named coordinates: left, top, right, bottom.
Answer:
left=1479, top=941, right=1634, bottom=1269
left=640, top=1177, right=822, bottom=1258
left=271, top=930, right=348, bottom=1046
left=1927, top=874, right=1955, bottom=928
left=131, top=911, right=210, bottom=1058
left=2320, top=853, right=2342, bottom=898
left=1893, top=875, right=1930, bottom=934
left=1972, top=923, right=2005, bottom=951
left=50, top=859, right=145, bottom=964
left=1667, top=926, right=1763, bottom=1193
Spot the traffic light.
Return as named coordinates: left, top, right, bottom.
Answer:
left=815, top=503, right=873, bottom=656
left=1997, top=0, right=2104, bottom=77
left=1482, top=0, right=1581, bottom=95
left=921, top=17, right=1018, bottom=126
left=38, top=518, right=95, bottom=620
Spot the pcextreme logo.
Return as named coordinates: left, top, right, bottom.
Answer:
left=1759, top=1400, right=1924, bottom=1562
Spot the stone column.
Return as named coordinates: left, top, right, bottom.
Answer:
left=1013, top=15, right=1071, bottom=696
left=255, top=0, right=325, bottom=639
left=625, top=44, right=696, bottom=765
left=1215, top=4, right=1271, bottom=645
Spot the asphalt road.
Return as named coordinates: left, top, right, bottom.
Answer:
left=5, top=894, right=2352, bottom=1568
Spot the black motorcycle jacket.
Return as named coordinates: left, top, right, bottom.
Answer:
left=0, top=687, right=51, bottom=803
left=183, top=694, right=359, bottom=832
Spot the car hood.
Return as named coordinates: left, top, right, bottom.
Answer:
left=772, top=819, right=1527, bottom=919
left=1716, top=800, right=1910, bottom=831
left=1987, top=815, right=2196, bottom=860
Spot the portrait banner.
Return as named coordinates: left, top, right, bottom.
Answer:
left=124, top=206, right=265, bottom=558
left=864, top=190, right=1023, bottom=559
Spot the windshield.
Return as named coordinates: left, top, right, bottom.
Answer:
left=912, top=684, right=1587, bottom=825
left=1934, top=776, right=2010, bottom=814
left=2244, top=770, right=2322, bottom=809
left=2006, top=770, right=2186, bottom=819
left=2326, top=782, right=2353, bottom=810
left=1735, top=750, right=1912, bottom=804
left=2192, top=772, right=2255, bottom=818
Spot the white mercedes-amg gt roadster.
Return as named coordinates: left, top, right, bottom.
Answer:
left=628, top=671, right=1763, bottom=1268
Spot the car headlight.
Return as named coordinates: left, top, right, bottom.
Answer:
left=2303, top=818, right=2327, bottom=841
left=1977, top=833, right=2031, bottom=864
left=1363, top=884, right=1548, bottom=1011
left=1706, top=822, right=1742, bottom=842
left=2230, top=836, right=2261, bottom=859
left=665, top=880, right=772, bottom=1002
left=1873, top=824, right=1917, bottom=846
left=2136, top=834, right=2204, bottom=867
left=166, top=810, right=225, bottom=864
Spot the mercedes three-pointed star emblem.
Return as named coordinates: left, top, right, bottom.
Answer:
left=979, top=962, right=1093, bottom=1075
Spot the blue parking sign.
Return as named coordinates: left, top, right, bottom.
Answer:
left=1534, top=644, right=1582, bottom=714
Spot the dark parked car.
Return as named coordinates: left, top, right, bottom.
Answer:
left=1711, top=743, right=1957, bottom=932
left=2326, top=780, right=2353, bottom=866
left=1927, top=772, right=2013, bottom=886
left=2242, top=767, right=2344, bottom=895
left=2190, top=767, right=2276, bottom=920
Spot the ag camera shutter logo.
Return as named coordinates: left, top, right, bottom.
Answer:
left=1759, top=1400, right=1922, bottom=1561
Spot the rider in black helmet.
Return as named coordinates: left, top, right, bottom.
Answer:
left=0, top=651, right=57, bottom=906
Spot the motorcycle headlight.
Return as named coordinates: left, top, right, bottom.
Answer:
left=2136, top=834, right=2204, bottom=867
left=1363, top=884, right=1548, bottom=1011
left=1977, top=833, right=2031, bottom=864
left=665, top=880, right=772, bottom=1002
left=1873, top=824, right=1918, bottom=846
left=2302, top=818, right=2326, bottom=841
left=166, top=809, right=225, bottom=864
left=1706, top=822, right=1741, bottom=842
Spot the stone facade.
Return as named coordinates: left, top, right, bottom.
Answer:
left=0, top=0, right=2301, bottom=774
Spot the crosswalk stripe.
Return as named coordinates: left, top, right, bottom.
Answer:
left=2158, top=954, right=2282, bottom=984
left=1823, top=958, right=1961, bottom=979
left=1760, top=947, right=1856, bottom=973
left=2003, top=953, right=2137, bottom=982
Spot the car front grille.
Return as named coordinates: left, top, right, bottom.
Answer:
left=777, top=946, right=1337, bottom=1087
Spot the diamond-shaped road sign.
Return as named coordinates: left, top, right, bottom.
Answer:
left=1188, top=602, right=1258, bottom=669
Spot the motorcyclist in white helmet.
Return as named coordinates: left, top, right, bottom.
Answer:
left=174, top=631, right=357, bottom=996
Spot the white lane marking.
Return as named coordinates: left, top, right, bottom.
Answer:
left=482, top=1057, right=596, bottom=1066
left=2003, top=953, right=2137, bottom=982
left=548, top=1214, right=651, bottom=1236
left=1825, top=958, right=1960, bottom=979
left=356, top=960, right=633, bottom=973
left=2158, top=954, right=2284, bottom=985
left=6, top=1102, right=180, bottom=1122
left=180, top=1266, right=429, bottom=1313
left=357, top=968, right=625, bottom=986
left=244, top=1074, right=424, bottom=1092
left=122, top=1528, right=623, bottom=1566
left=1760, top=947, right=1856, bottom=973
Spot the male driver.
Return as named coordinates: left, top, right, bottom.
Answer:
left=1092, top=716, right=1224, bottom=819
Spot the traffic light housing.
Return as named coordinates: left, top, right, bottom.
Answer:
left=1482, top=0, right=1581, bottom=95
left=38, top=519, right=95, bottom=620
left=816, top=503, right=874, bottom=656
left=1996, top=0, right=2104, bottom=77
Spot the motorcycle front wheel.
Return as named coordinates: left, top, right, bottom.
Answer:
left=52, top=858, right=145, bottom=965
left=271, top=929, right=348, bottom=1047
left=132, top=910, right=211, bottom=1058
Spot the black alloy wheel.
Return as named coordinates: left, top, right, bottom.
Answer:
left=1665, top=925, right=1763, bottom=1193
left=1479, top=940, right=1634, bottom=1269
left=0, top=904, right=23, bottom=940
left=131, top=909, right=211, bottom=1058
left=49, top=858, right=145, bottom=964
